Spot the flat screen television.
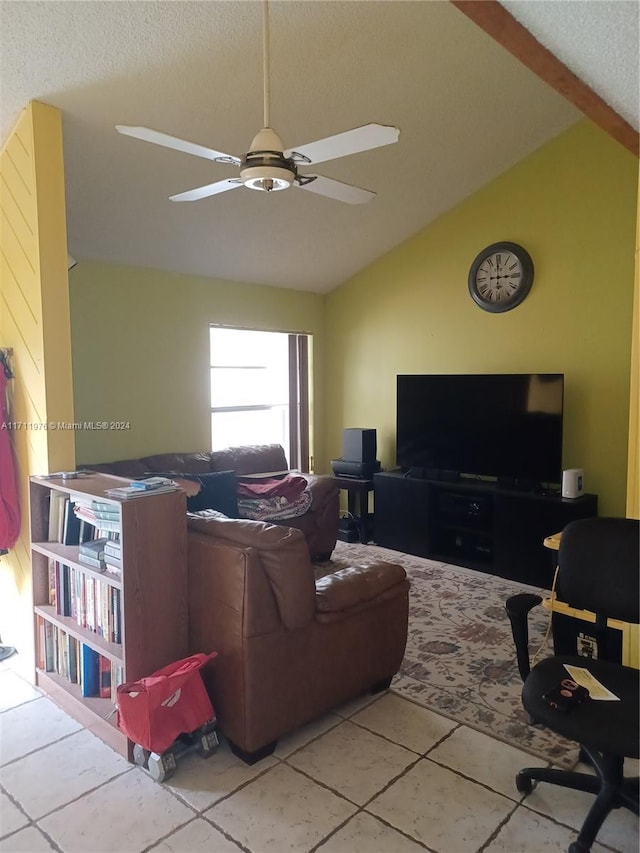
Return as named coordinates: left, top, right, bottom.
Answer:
left=396, top=373, right=564, bottom=485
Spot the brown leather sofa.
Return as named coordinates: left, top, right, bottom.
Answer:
left=84, top=443, right=340, bottom=560
left=186, top=514, right=410, bottom=763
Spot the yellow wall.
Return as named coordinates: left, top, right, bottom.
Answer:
left=325, top=121, right=637, bottom=516
left=69, top=263, right=326, bottom=468
left=628, top=167, right=640, bottom=519
left=0, top=102, right=75, bottom=672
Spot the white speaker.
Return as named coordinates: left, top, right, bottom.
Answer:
left=562, top=468, right=584, bottom=499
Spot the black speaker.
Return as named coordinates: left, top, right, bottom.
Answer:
left=342, top=428, right=377, bottom=463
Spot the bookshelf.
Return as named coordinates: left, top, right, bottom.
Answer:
left=29, top=473, right=188, bottom=760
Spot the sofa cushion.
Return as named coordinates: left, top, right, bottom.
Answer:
left=85, top=458, right=148, bottom=479
left=142, top=452, right=213, bottom=475
left=210, top=444, right=289, bottom=475
left=181, top=471, right=239, bottom=516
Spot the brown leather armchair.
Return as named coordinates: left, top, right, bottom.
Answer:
left=187, top=514, right=410, bottom=763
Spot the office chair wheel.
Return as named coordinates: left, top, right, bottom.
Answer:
left=568, top=842, right=589, bottom=853
left=515, top=772, right=534, bottom=794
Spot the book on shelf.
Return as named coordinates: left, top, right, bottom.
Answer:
left=68, top=634, right=79, bottom=684
left=36, top=616, right=46, bottom=670
left=48, top=492, right=67, bottom=542
left=74, top=503, right=122, bottom=533
left=79, top=538, right=110, bottom=558
left=103, top=539, right=121, bottom=559
left=91, top=500, right=118, bottom=513
left=128, top=476, right=175, bottom=491
left=44, top=621, right=55, bottom=672
left=78, top=553, right=107, bottom=572
left=48, top=559, right=57, bottom=608
left=110, top=661, right=124, bottom=703
left=81, top=644, right=100, bottom=697
left=99, top=655, right=111, bottom=699
left=62, top=500, right=83, bottom=545
left=104, top=484, right=178, bottom=499
left=61, top=563, right=72, bottom=617
left=112, top=587, right=122, bottom=643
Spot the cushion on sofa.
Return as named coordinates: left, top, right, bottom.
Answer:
left=315, top=563, right=407, bottom=613
left=181, top=471, right=239, bottom=516
left=142, top=452, right=213, bottom=475
left=210, top=444, right=289, bottom=475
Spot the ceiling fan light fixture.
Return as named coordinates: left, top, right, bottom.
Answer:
left=241, top=164, right=294, bottom=192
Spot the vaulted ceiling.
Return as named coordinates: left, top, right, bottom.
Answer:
left=1, top=1, right=637, bottom=293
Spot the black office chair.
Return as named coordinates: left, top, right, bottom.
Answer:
left=506, top=517, right=639, bottom=853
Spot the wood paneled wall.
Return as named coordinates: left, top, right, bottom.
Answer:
left=0, top=101, right=75, bottom=673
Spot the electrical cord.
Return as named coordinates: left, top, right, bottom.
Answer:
left=529, top=563, right=560, bottom=667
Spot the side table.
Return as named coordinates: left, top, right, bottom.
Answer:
left=332, top=476, right=374, bottom=544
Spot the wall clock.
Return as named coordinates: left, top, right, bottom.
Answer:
left=468, top=242, right=534, bottom=313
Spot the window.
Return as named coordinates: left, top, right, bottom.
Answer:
left=210, top=327, right=310, bottom=471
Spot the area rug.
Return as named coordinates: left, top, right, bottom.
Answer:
left=318, top=541, right=578, bottom=768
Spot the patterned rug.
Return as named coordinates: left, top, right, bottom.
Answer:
left=319, top=541, right=578, bottom=768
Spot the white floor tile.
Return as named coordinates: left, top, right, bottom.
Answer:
left=148, top=817, right=242, bottom=852
left=274, top=712, right=342, bottom=758
left=164, top=738, right=278, bottom=811
left=429, top=724, right=548, bottom=799
left=0, top=697, right=81, bottom=766
left=368, top=757, right=515, bottom=853
left=38, top=768, right=193, bottom=853
left=0, top=825, right=57, bottom=852
left=522, top=764, right=640, bottom=853
left=350, top=692, right=458, bottom=754
left=332, top=691, right=379, bottom=719
left=1, top=728, right=130, bottom=819
left=0, top=670, right=41, bottom=712
left=484, top=804, right=613, bottom=853
left=0, top=792, right=29, bottom=838
left=316, top=811, right=427, bottom=853
left=288, top=720, right=416, bottom=805
left=206, top=763, right=356, bottom=852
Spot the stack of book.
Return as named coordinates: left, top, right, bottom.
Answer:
left=78, top=538, right=108, bottom=571
left=105, top=476, right=178, bottom=500
left=103, top=539, right=122, bottom=576
left=73, top=499, right=121, bottom=535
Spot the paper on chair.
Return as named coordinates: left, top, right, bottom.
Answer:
left=563, top=664, right=620, bottom=701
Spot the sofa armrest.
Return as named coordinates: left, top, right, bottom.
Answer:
left=315, top=562, right=407, bottom=614
left=304, top=474, right=340, bottom=507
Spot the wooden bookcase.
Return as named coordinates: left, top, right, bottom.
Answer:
left=29, top=473, right=188, bottom=760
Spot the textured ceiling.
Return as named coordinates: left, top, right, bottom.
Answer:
left=0, top=1, right=636, bottom=294
left=503, top=0, right=639, bottom=133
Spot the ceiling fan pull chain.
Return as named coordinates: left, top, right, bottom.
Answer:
left=263, top=0, right=271, bottom=129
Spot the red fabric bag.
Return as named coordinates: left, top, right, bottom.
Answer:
left=116, top=652, right=217, bottom=754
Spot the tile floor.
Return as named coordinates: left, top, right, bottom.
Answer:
left=1, top=655, right=638, bottom=853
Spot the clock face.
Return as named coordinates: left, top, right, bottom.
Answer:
left=468, top=242, right=534, bottom=313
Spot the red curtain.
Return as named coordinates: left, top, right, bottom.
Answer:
left=0, top=370, right=20, bottom=552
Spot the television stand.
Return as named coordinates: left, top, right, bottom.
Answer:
left=373, top=471, right=597, bottom=587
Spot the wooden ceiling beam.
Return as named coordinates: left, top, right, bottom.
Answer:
left=450, top=0, right=638, bottom=158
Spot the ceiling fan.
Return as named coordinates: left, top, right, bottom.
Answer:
left=116, top=1, right=399, bottom=205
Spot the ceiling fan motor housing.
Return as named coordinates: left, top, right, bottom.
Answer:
left=240, top=127, right=297, bottom=191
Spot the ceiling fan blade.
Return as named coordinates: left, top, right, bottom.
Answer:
left=285, top=123, right=399, bottom=166
left=116, top=126, right=241, bottom=166
left=294, top=175, right=375, bottom=205
left=170, top=179, right=243, bottom=202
